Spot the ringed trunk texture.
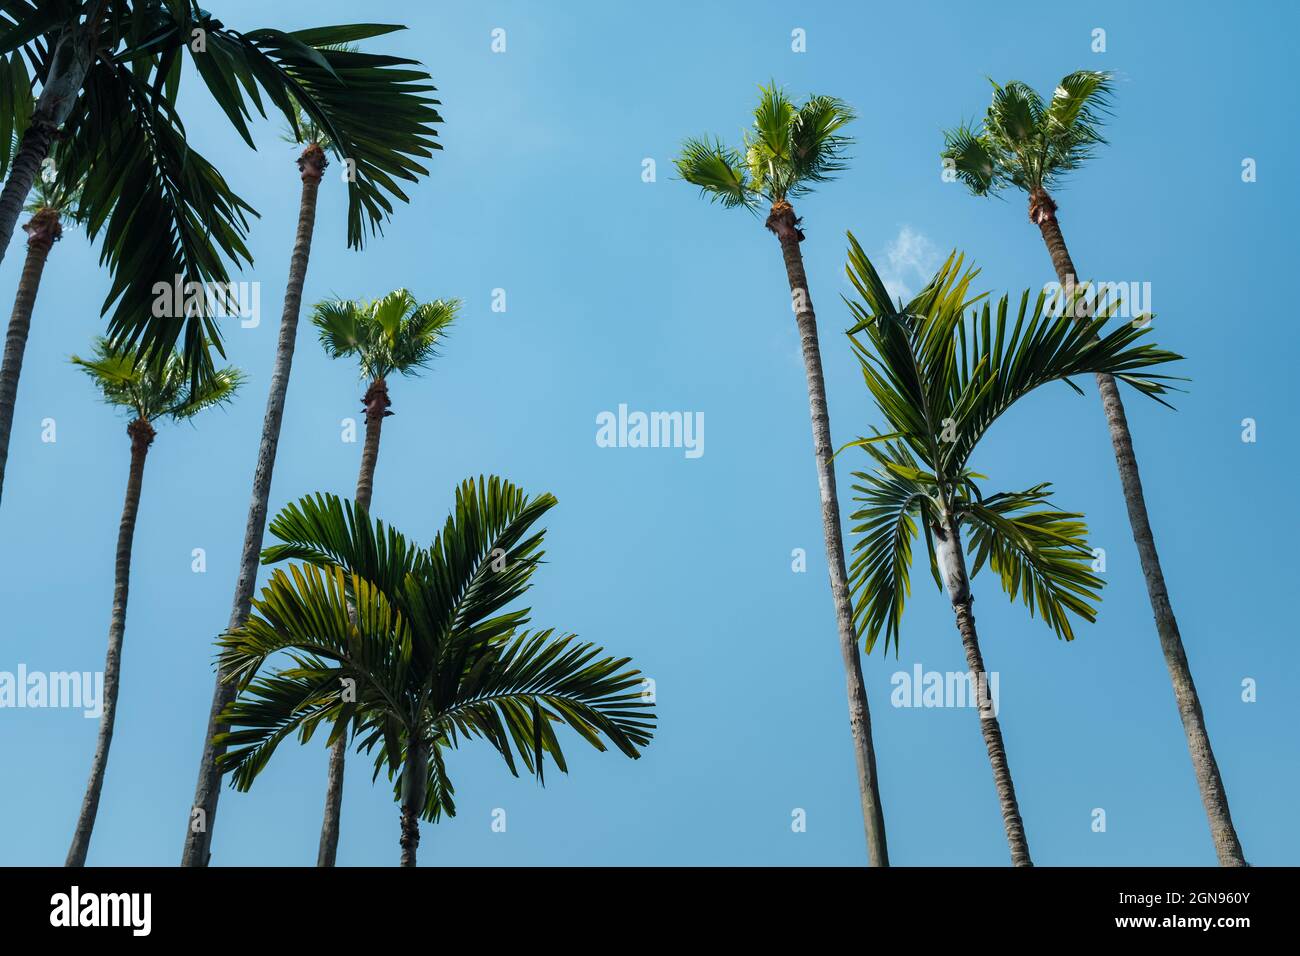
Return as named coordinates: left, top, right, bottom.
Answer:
left=398, top=739, right=427, bottom=867
left=1031, top=188, right=1246, bottom=867
left=180, top=144, right=326, bottom=867
left=0, top=209, right=60, bottom=506
left=65, top=418, right=154, bottom=866
left=398, top=806, right=420, bottom=868
left=935, top=517, right=1032, bottom=867
left=316, top=377, right=390, bottom=867
left=0, top=24, right=93, bottom=268
left=354, top=378, right=389, bottom=517
left=770, top=201, right=889, bottom=866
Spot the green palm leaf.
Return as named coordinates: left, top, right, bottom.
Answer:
left=2, top=4, right=444, bottom=385
left=675, top=83, right=853, bottom=209
left=218, top=477, right=655, bottom=822
left=940, top=70, right=1115, bottom=197
left=674, top=136, right=754, bottom=209
left=848, top=438, right=940, bottom=654
left=311, top=289, right=457, bottom=381
left=960, top=485, right=1103, bottom=640
left=71, top=336, right=243, bottom=424
left=844, top=231, right=1184, bottom=479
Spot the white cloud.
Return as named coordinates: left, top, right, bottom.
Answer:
left=878, top=225, right=941, bottom=303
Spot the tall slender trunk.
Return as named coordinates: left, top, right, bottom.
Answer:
left=398, top=737, right=427, bottom=867
left=0, top=22, right=94, bottom=269
left=316, top=376, right=390, bottom=867
left=768, top=200, right=889, bottom=866
left=64, top=418, right=154, bottom=866
left=935, top=515, right=1032, bottom=866
left=1030, top=187, right=1246, bottom=867
left=354, top=377, right=388, bottom=516
left=180, top=144, right=326, bottom=867
left=0, top=209, right=60, bottom=506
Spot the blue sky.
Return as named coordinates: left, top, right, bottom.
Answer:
left=1, top=0, right=1296, bottom=866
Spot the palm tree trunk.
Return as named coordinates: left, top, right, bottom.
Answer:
left=181, top=144, right=327, bottom=867
left=354, top=378, right=388, bottom=515
left=64, top=418, right=155, bottom=866
left=0, top=20, right=95, bottom=269
left=316, top=377, right=390, bottom=866
left=0, top=126, right=55, bottom=271
left=398, top=738, right=427, bottom=867
left=935, top=515, right=1032, bottom=866
left=769, top=201, right=889, bottom=866
left=0, top=210, right=60, bottom=507
left=1031, top=188, right=1246, bottom=867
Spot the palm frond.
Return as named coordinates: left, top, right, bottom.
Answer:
left=214, top=668, right=342, bottom=791
left=959, top=484, right=1104, bottom=640
left=311, top=290, right=456, bottom=381
left=787, top=94, right=855, bottom=193
left=940, top=123, right=1006, bottom=197
left=847, top=438, right=940, bottom=654
left=1041, top=70, right=1114, bottom=183
left=71, top=340, right=140, bottom=413
left=60, top=56, right=258, bottom=386
left=674, top=136, right=755, bottom=209
left=843, top=236, right=1185, bottom=478
left=423, top=476, right=557, bottom=647
left=262, top=492, right=426, bottom=599
left=750, top=82, right=795, bottom=163
left=71, top=336, right=242, bottom=424
left=188, top=18, right=444, bottom=248
left=434, top=629, right=654, bottom=784
left=0, top=49, right=32, bottom=182
left=220, top=562, right=413, bottom=711
left=391, top=297, right=456, bottom=374
left=167, top=365, right=245, bottom=421
left=311, top=297, right=366, bottom=361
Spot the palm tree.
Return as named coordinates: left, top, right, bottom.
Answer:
left=64, top=338, right=243, bottom=867
left=181, top=58, right=444, bottom=866
left=940, top=72, right=1247, bottom=866
left=307, top=288, right=457, bottom=865
left=841, top=235, right=1182, bottom=865
left=215, top=478, right=656, bottom=866
left=0, top=1, right=102, bottom=269
left=1, top=5, right=443, bottom=378
left=0, top=165, right=84, bottom=504
left=674, top=84, right=890, bottom=865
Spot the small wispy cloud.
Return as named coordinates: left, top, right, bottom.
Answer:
left=878, top=226, right=941, bottom=303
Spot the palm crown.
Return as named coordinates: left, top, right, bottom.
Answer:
left=278, top=44, right=361, bottom=150
left=840, top=232, right=1181, bottom=652
left=71, top=337, right=243, bottom=425
left=941, top=71, right=1113, bottom=199
left=675, top=83, right=855, bottom=211
left=215, top=477, right=656, bottom=821
left=311, top=289, right=457, bottom=383
left=24, top=165, right=85, bottom=223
